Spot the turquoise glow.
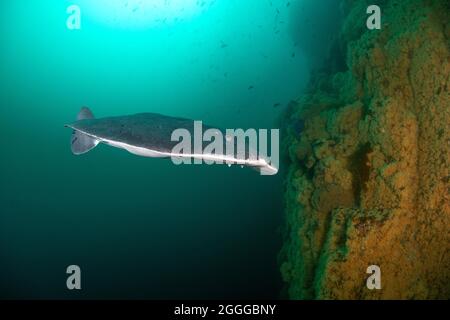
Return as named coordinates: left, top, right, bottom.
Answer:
left=78, top=0, right=215, bottom=29
left=0, top=0, right=311, bottom=299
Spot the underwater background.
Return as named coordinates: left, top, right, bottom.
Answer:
left=0, top=0, right=339, bottom=299
left=2, top=0, right=448, bottom=300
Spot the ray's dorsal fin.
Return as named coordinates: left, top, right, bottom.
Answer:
left=76, top=106, right=95, bottom=121
left=70, top=107, right=99, bottom=155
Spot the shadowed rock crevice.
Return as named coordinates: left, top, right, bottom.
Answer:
left=348, top=143, right=372, bottom=205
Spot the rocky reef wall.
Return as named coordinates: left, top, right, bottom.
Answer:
left=280, top=0, right=449, bottom=299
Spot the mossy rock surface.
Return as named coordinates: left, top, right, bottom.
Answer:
left=280, top=0, right=450, bottom=299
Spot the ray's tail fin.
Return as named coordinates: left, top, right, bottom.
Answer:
left=71, top=107, right=99, bottom=155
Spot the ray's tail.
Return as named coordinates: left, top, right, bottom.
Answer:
left=70, top=107, right=99, bottom=155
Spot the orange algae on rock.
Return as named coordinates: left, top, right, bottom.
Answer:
left=280, top=0, right=450, bottom=299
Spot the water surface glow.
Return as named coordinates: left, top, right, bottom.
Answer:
left=79, top=0, right=215, bottom=29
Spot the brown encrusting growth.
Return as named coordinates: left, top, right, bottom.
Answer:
left=279, top=0, right=450, bottom=299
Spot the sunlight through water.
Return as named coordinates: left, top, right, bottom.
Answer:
left=78, top=0, right=215, bottom=29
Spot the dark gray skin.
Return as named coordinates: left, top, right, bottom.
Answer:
left=67, top=113, right=212, bottom=154
left=65, top=110, right=277, bottom=175
left=66, top=112, right=258, bottom=159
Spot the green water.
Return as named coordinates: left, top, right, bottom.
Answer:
left=0, top=0, right=340, bottom=299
